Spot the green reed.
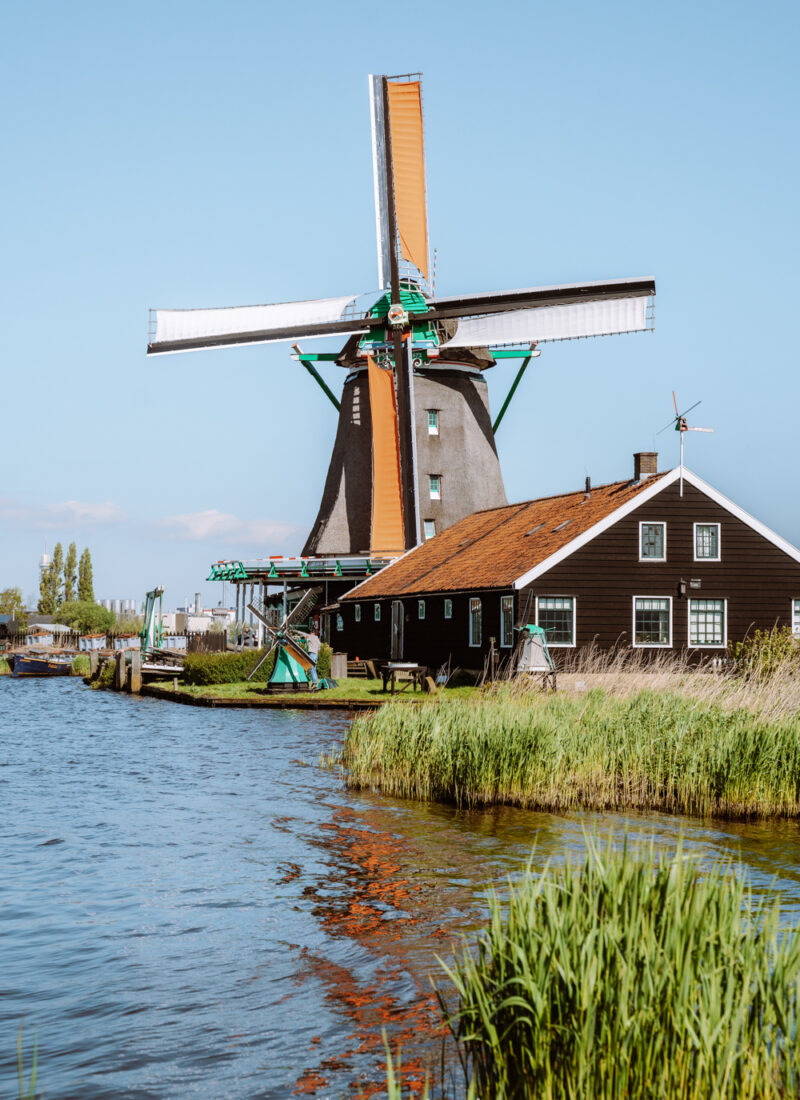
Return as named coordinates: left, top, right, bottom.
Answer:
left=438, top=842, right=800, bottom=1099
left=344, top=688, right=800, bottom=818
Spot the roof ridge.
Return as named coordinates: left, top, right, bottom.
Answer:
left=468, top=471, right=668, bottom=517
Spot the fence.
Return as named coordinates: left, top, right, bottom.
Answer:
left=187, top=631, right=228, bottom=654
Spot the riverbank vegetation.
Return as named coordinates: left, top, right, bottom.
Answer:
left=434, top=843, right=800, bottom=1100
left=344, top=639, right=800, bottom=820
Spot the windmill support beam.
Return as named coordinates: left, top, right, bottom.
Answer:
left=492, top=347, right=537, bottom=434
left=294, top=346, right=341, bottom=411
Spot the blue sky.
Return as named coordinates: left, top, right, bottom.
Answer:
left=2, top=0, right=798, bottom=609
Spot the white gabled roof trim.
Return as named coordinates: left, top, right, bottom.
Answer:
left=678, top=468, right=800, bottom=564
left=513, top=466, right=800, bottom=589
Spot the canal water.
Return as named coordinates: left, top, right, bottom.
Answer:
left=3, top=678, right=800, bottom=1098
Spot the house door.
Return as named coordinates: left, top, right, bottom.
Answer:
left=390, top=600, right=404, bottom=660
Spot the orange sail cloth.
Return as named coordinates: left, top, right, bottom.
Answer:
left=367, top=356, right=405, bottom=557
left=386, top=80, right=429, bottom=281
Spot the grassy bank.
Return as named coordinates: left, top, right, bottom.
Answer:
left=434, top=843, right=800, bottom=1100
left=344, top=685, right=800, bottom=819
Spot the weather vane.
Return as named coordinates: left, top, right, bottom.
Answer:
left=657, top=392, right=714, bottom=495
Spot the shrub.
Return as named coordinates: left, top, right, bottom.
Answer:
left=317, top=643, right=332, bottom=679
left=182, top=642, right=332, bottom=685
left=182, top=649, right=276, bottom=685
left=729, top=625, right=799, bottom=679
left=57, top=600, right=115, bottom=635
left=441, top=842, right=800, bottom=1100
left=70, top=654, right=90, bottom=676
left=90, top=658, right=117, bottom=690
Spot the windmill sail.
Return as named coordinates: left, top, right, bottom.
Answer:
left=385, top=79, right=429, bottom=281
left=148, top=295, right=367, bottom=354
left=440, top=294, right=651, bottom=348
left=367, top=356, right=405, bottom=557
left=370, top=74, right=430, bottom=288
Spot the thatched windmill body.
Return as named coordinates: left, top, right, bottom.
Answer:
left=148, top=75, right=655, bottom=559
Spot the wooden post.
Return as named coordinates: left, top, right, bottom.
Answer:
left=489, top=636, right=497, bottom=682
left=114, top=650, right=126, bottom=691
left=129, top=650, right=142, bottom=694
left=89, top=651, right=99, bottom=677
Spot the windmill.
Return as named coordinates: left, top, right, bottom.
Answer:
left=148, top=73, right=656, bottom=558
left=246, top=587, right=319, bottom=688
left=658, top=391, right=714, bottom=494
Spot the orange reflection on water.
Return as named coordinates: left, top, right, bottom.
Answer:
left=292, top=806, right=449, bottom=1095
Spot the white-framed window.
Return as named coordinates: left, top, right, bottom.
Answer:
left=374, top=603, right=381, bottom=622
left=354, top=603, right=361, bottom=622
left=423, top=519, right=436, bottom=540
left=639, top=522, right=666, bottom=561
left=444, top=598, right=452, bottom=619
left=501, top=595, right=514, bottom=648
left=688, top=598, right=727, bottom=648
left=694, top=523, right=721, bottom=561
left=418, top=600, right=425, bottom=620
left=536, top=596, right=576, bottom=647
left=427, top=410, right=439, bottom=435
left=429, top=475, right=441, bottom=500
left=469, top=598, right=482, bottom=646
left=791, top=599, right=800, bottom=636
left=633, top=596, right=672, bottom=647
left=336, top=614, right=344, bottom=631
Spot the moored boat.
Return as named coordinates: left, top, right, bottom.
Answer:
left=12, top=653, right=73, bottom=677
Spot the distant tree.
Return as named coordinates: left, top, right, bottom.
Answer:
left=64, top=542, right=77, bottom=603
left=78, top=548, right=94, bottom=603
left=57, top=601, right=115, bottom=635
left=50, top=543, right=64, bottom=608
left=0, top=586, right=27, bottom=627
left=38, top=565, right=56, bottom=614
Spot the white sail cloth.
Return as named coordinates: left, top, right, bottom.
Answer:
left=440, top=295, right=650, bottom=348
left=151, top=294, right=362, bottom=349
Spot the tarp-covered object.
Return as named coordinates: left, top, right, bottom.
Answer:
left=367, top=356, right=405, bottom=557
left=152, top=295, right=361, bottom=350
left=440, top=295, right=650, bottom=348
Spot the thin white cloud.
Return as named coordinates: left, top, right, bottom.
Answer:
left=49, top=500, right=125, bottom=524
left=158, top=509, right=297, bottom=545
left=0, top=498, right=125, bottom=529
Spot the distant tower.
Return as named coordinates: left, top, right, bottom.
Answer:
left=39, top=548, right=51, bottom=584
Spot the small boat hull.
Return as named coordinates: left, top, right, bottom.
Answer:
left=12, top=655, right=72, bottom=677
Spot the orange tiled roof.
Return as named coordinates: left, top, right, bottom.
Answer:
left=343, top=472, right=670, bottom=599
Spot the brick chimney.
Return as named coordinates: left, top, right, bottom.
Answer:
left=633, top=452, right=658, bottom=481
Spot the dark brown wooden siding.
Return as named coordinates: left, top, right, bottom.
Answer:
left=520, top=479, right=800, bottom=654
left=333, top=589, right=516, bottom=672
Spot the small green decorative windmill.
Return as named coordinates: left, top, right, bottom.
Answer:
left=246, top=588, right=319, bottom=689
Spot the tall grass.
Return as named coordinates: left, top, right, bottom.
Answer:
left=344, top=684, right=800, bottom=818
left=553, top=633, right=800, bottom=723
left=439, top=842, right=800, bottom=1099
left=17, top=1024, right=37, bottom=1100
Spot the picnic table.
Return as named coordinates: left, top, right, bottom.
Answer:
left=380, top=662, right=428, bottom=693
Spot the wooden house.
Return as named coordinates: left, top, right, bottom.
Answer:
left=336, top=454, right=800, bottom=670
